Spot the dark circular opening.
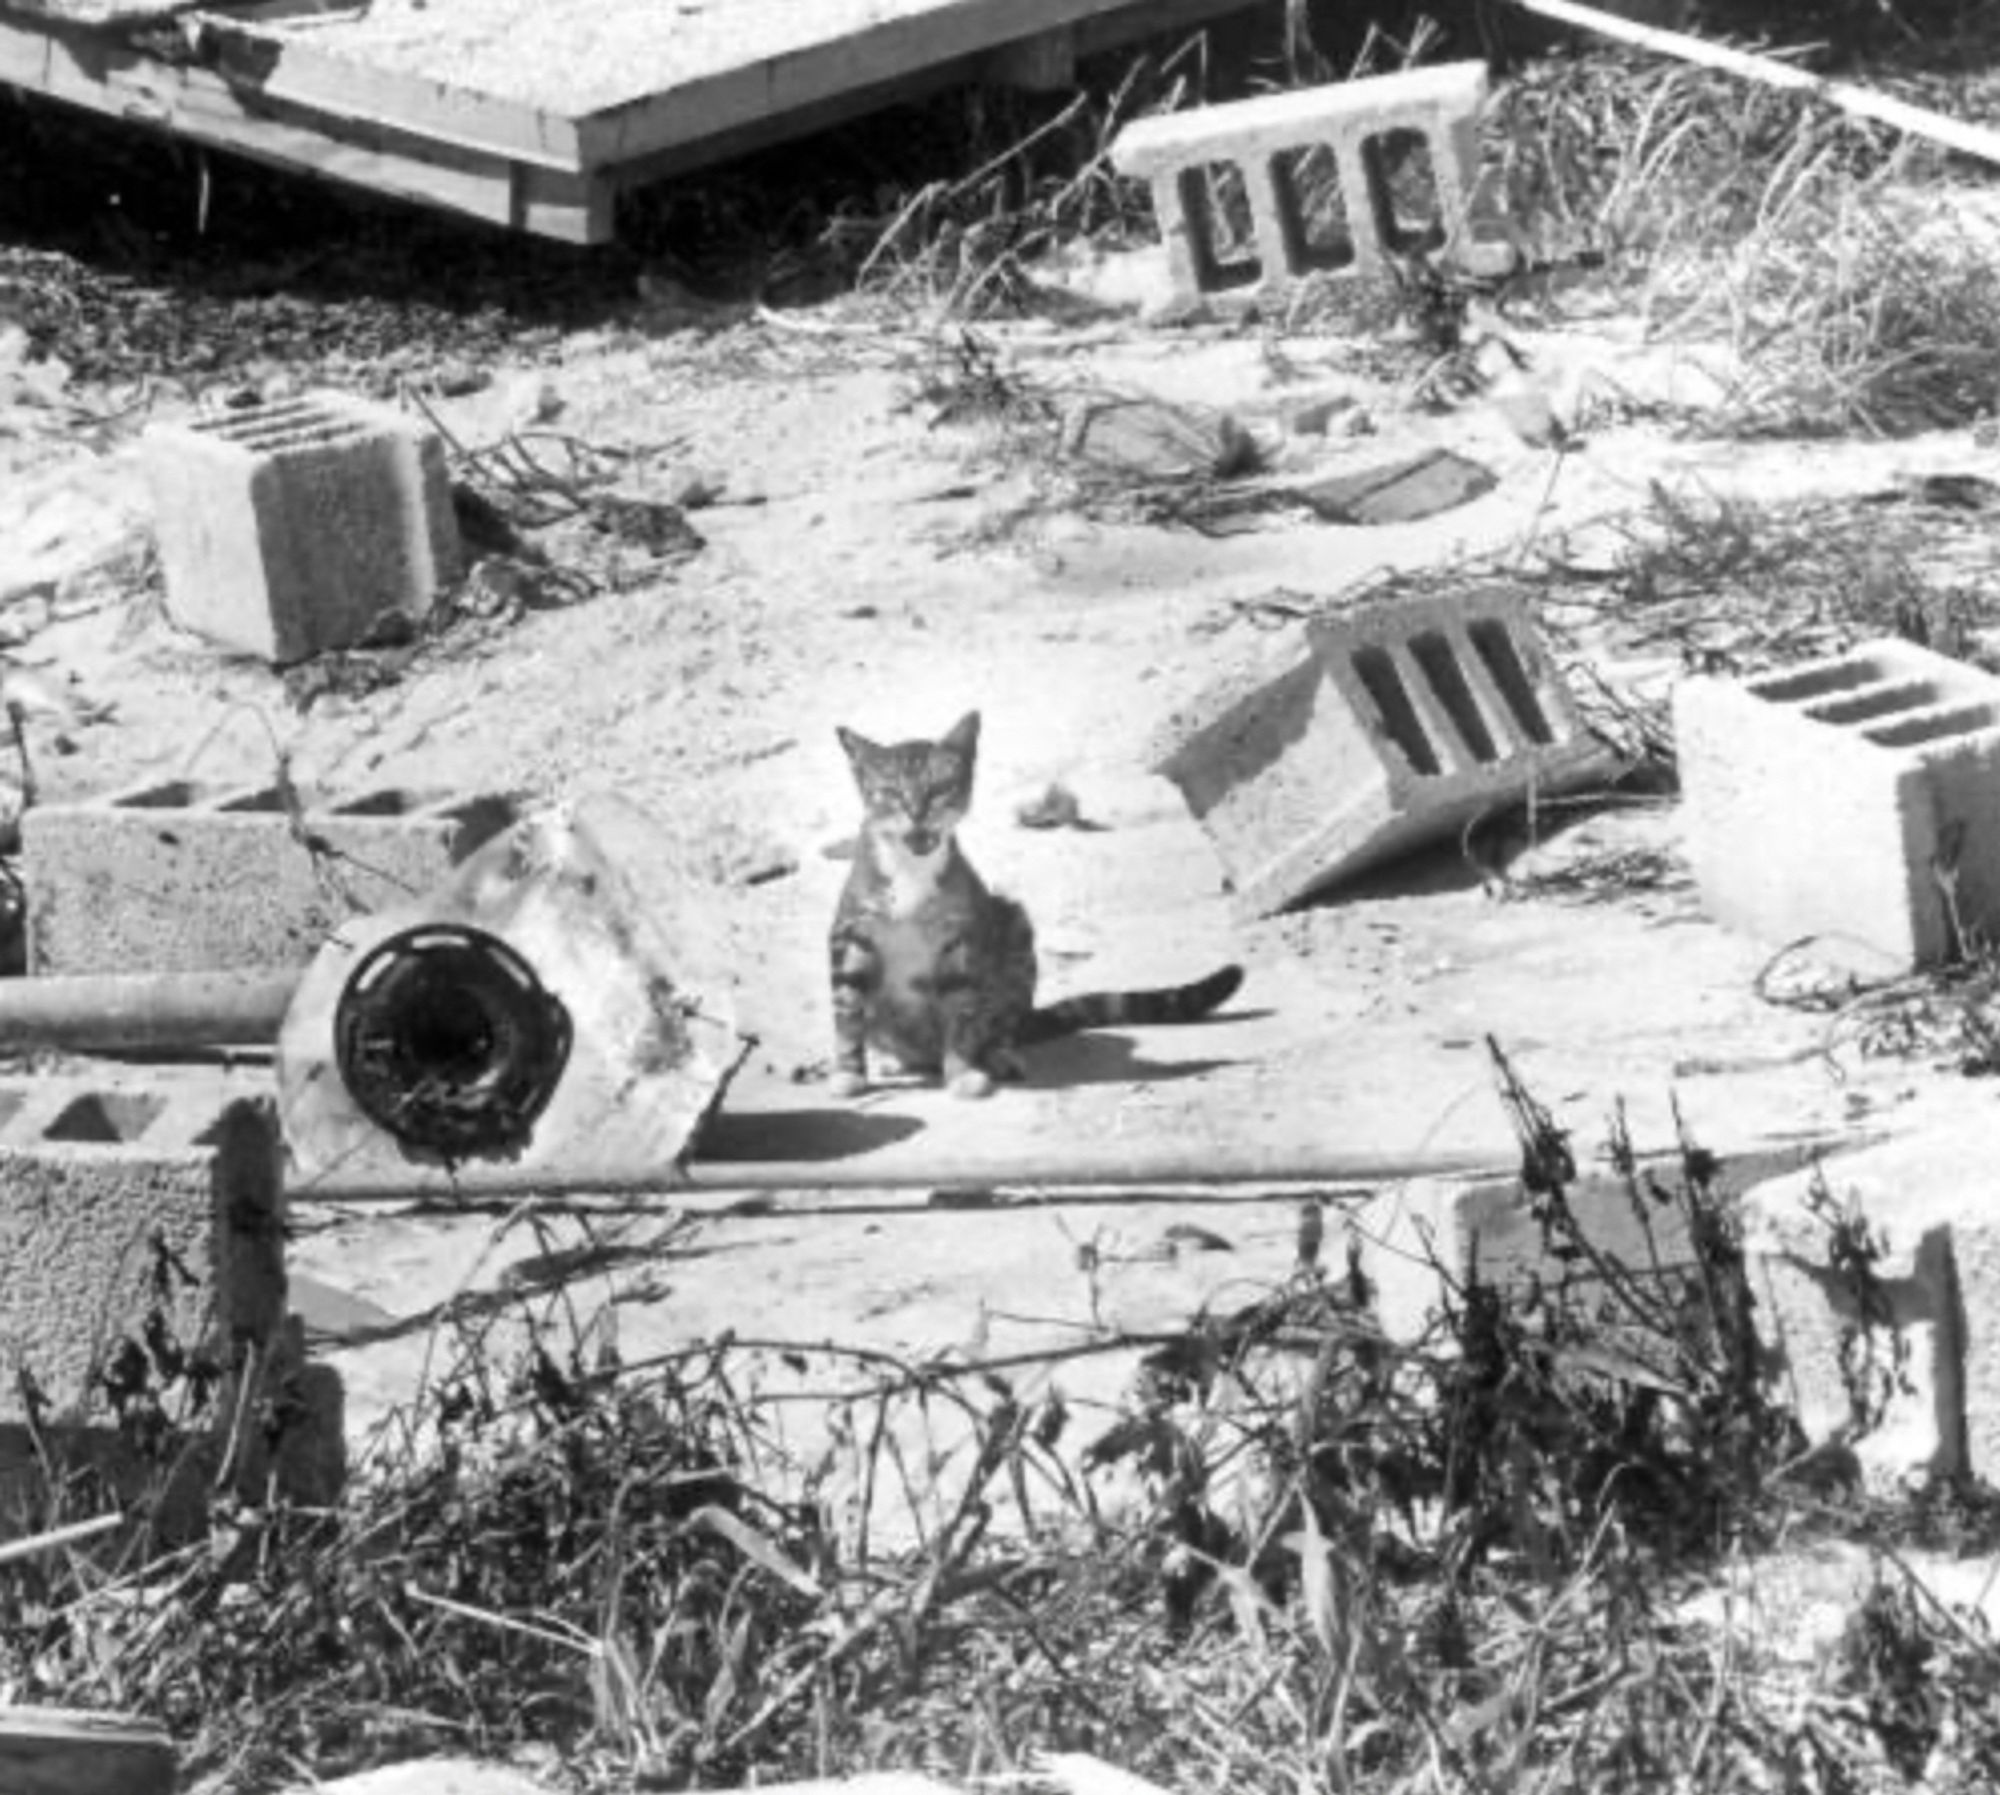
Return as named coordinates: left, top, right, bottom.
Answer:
left=334, top=923, right=572, bottom=1164
left=399, top=979, right=499, bottom=1081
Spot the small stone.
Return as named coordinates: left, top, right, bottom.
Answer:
left=1015, top=782, right=1084, bottom=830
left=1062, top=395, right=1259, bottom=481
left=665, top=466, right=725, bottom=510
left=505, top=374, right=563, bottom=429
left=435, top=361, right=491, bottom=397
left=1287, top=393, right=1358, bottom=437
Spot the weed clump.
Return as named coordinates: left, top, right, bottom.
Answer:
left=7, top=1060, right=2000, bottom=1793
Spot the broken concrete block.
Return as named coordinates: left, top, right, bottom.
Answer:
left=1061, top=395, right=1259, bottom=480
left=1148, top=584, right=1609, bottom=915
left=279, top=791, right=752, bottom=1199
left=142, top=390, right=462, bottom=663
left=1353, top=1169, right=1705, bottom=1344
left=0, top=1074, right=283, bottom=1425
left=1295, top=447, right=1496, bottom=525
left=1110, top=62, right=1493, bottom=304
left=0, top=1069, right=329, bottom=1530
left=1675, top=639, right=2000, bottom=971
left=23, top=780, right=518, bottom=976
left=1740, top=1124, right=2000, bottom=1491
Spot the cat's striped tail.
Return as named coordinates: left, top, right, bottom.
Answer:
left=1021, top=964, right=1245, bottom=1045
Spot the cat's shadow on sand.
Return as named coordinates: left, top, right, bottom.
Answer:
left=1017, top=1025, right=1250, bottom=1090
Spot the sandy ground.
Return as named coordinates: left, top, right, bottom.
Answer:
left=7, top=239, right=2000, bottom=1525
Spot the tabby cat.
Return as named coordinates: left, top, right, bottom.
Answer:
left=828, top=711, right=1244, bottom=1098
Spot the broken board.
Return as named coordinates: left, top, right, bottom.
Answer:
left=0, top=0, right=1258, bottom=242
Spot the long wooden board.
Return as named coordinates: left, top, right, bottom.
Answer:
left=0, top=8, right=609, bottom=237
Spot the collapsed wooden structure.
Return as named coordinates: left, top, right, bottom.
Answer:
left=0, top=0, right=1251, bottom=241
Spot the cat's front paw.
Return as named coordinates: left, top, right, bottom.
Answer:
left=947, top=1067, right=995, bottom=1099
left=828, top=1068, right=869, bottom=1099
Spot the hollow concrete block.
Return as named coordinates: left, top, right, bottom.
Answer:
left=1675, top=638, right=2000, bottom=971
left=1740, top=1125, right=2000, bottom=1493
left=1111, top=61, right=1496, bottom=303
left=1148, top=584, right=1610, bottom=915
left=23, top=780, right=518, bottom=976
left=0, top=1074, right=284, bottom=1427
left=142, top=389, right=461, bottom=663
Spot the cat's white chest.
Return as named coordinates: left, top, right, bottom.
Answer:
left=873, top=914, right=935, bottom=1014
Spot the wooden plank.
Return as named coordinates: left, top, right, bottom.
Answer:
left=0, top=1708, right=174, bottom=1795
left=0, top=10, right=612, bottom=238
left=199, top=0, right=1261, bottom=171
left=575, top=0, right=1247, bottom=165
left=189, top=9, right=587, bottom=169
left=190, top=0, right=1255, bottom=190
left=596, top=0, right=1257, bottom=197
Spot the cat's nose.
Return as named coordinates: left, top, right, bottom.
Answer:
left=906, top=828, right=938, bottom=855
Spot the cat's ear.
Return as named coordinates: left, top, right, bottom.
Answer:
left=836, top=725, right=873, bottom=767
left=941, top=711, right=981, bottom=758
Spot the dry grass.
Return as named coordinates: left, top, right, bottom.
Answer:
left=7, top=1062, right=2000, bottom=1793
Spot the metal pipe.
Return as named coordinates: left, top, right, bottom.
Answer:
left=1507, top=0, right=2000, bottom=171
left=288, top=1136, right=1516, bottom=1204
left=0, top=969, right=299, bottom=1052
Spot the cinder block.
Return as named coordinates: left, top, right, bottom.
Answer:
left=1148, top=585, right=1609, bottom=915
left=0, top=1074, right=284, bottom=1427
left=1110, top=62, right=1496, bottom=303
left=1742, top=1125, right=2000, bottom=1493
left=24, top=781, right=518, bottom=975
left=1675, top=639, right=2000, bottom=970
left=142, top=390, right=461, bottom=663
left=1353, top=1169, right=1703, bottom=1345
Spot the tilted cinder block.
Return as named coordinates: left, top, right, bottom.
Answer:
left=1674, top=639, right=2000, bottom=971
left=1111, top=61, right=1492, bottom=303
left=143, top=390, right=462, bottom=663
left=23, top=780, right=518, bottom=975
left=1148, top=584, right=1609, bottom=915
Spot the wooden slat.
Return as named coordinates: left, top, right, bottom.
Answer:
left=190, top=10, right=587, bottom=168
left=0, top=1708, right=174, bottom=1795
left=186, top=0, right=1254, bottom=182
left=593, top=0, right=1256, bottom=198
left=574, top=0, right=1252, bottom=165
left=0, top=11, right=611, bottom=238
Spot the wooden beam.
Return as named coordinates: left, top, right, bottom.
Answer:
left=0, top=10, right=612, bottom=238
left=0, top=1709, right=174, bottom=1795
left=190, top=9, right=588, bottom=168
left=598, top=0, right=1258, bottom=205
left=573, top=0, right=1262, bottom=168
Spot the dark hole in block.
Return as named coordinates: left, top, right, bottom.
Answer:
left=1864, top=701, right=2000, bottom=748
left=1753, top=656, right=1898, bottom=703
left=1411, top=632, right=1497, bottom=763
left=218, top=788, right=289, bottom=813
left=1352, top=647, right=1440, bottom=776
left=1176, top=161, right=1261, bottom=291
left=1807, top=680, right=1941, bottom=726
left=46, top=1092, right=168, bottom=1144
left=335, top=790, right=427, bottom=817
left=1469, top=620, right=1553, bottom=744
left=1361, top=128, right=1444, bottom=255
left=1270, top=143, right=1355, bottom=273
left=116, top=781, right=202, bottom=809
